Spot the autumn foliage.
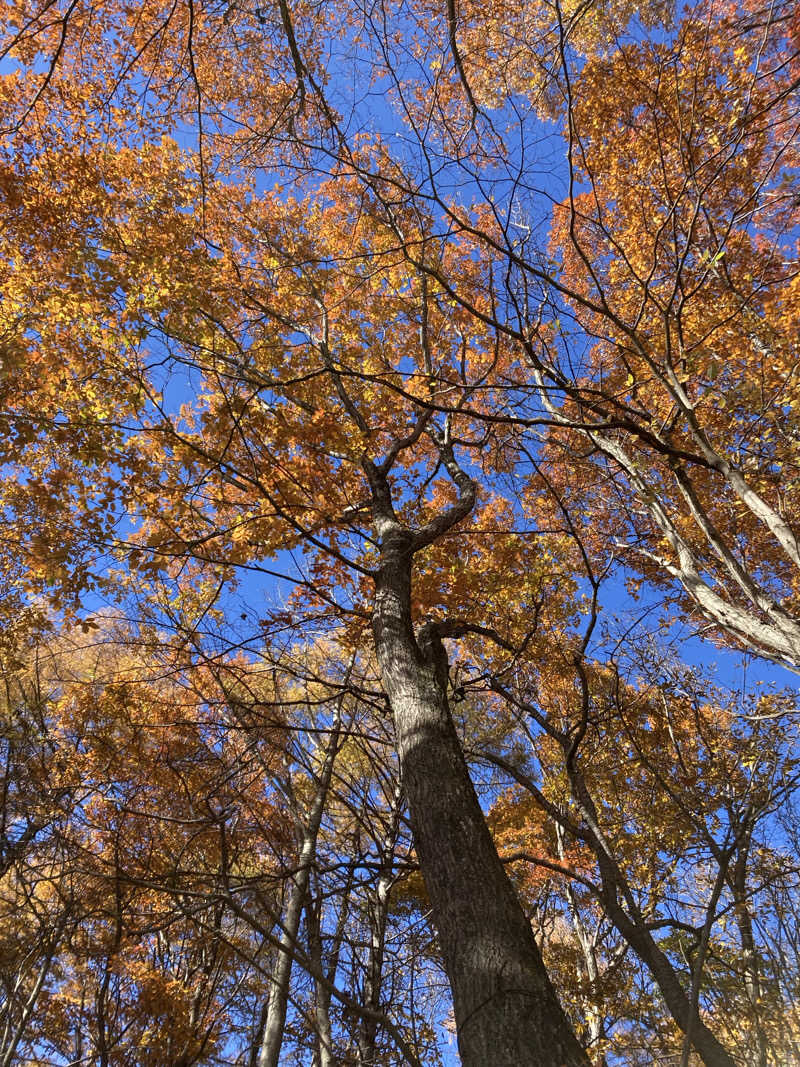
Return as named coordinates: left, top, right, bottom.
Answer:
left=1, top=0, right=799, bottom=1063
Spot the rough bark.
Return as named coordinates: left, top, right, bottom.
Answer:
left=370, top=518, right=589, bottom=1066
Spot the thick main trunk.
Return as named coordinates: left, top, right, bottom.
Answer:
left=372, top=540, right=588, bottom=1067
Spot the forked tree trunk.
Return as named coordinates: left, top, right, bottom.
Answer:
left=563, top=766, right=736, bottom=1067
left=372, top=529, right=589, bottom=1067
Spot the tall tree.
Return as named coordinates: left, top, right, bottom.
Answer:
left=1, top=0, right=799, bottom=1061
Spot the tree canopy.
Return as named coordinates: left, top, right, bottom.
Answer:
left=1, top=0, right=799, bottom=1063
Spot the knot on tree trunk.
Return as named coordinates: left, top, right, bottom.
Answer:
left=417, top=620, right=451, bottom=695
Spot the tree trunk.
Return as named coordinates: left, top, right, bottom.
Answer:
left=565, top=765, right=737, bottom=1067
left=730, top=828, right=768, bottom=1067
left=372, top=529, right=589, bottom=1067
left=602, top=893, right=735, bottom=1067
left=358, top=785, right=402, bottom=1064
left=305, top=886, right=336, bottom=1067
left=256, top=706, right=342, bottom=1067
left=555, top=823, right=608, bottom=1064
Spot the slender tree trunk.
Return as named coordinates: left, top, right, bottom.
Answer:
left=730, top=829, right=768, bottom=1067
left=308, top=829, right=361, bottom=1067
left=566, top=769, right=736, bottom=1067
left=255, top=826, right=312, bottom=1067
left=358, top=784, right=402, bottom=1064
left=0, top=947, right=57, bottom=1067
left=555, top=823, right=607, bottom=1065
left=256, top=704, right=343, bottom=1067
left=307, top=847, right=358, bottom=1067
left=604, top=891, right=735, bottom=1067
left=306, top=889, right=336, bottom=1067
left=371, top=528, right=589, bottom=1067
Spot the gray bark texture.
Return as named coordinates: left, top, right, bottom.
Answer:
left=370, top=511, right=589, bottom=1066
